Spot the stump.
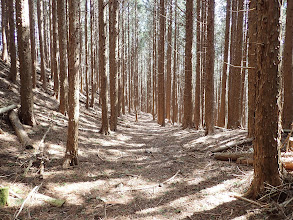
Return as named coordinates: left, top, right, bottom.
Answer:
left=0, top=187, right=9, bottom=207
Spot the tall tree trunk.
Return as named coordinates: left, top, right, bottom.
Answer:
left=166, top=1, right=172, bottom=122
left=8, top=0, right=17, bottom=83
left=16, top=0, right=35, bottom=126
left=218, top=0, right=231, bottom=127
left=282, top=0, right=293, bottom=130
left=85, top=0, right=89, bottom=109
left=99, top=0, right=110, bottom=135
left=65, top=0, right=80, bottom=166
left=37, top=0, right=47, bottom=90
left=28, top=0, right=37, bottom=88
left=172, top=0, right=178, bottom=124
left=43, top=0, right=49, bottom=66
left=52, top=0, right=59, bottom=98
left=109, top=0, right=118, bottom=131
left=246, top=0, right=281, bottom=199
left=152, top=0, right=157, bottom=121
left=227, top=0, right=240, bottom=129
left=183, top=0, right=193, bottom=129
left=57, top=0, right=68, bottom=115
left=90, top=0, right=95, bottom=107
left=194, top=0, right=201, bottom=129
left=247, top=0, right=257, bottom=138
left=1, top=0, right=8, bottom=62
left=121, top=1, right=125, bottom=115
left=157, top=0, right=165, bottom=126
left=205, top=0, right=215, bottom=135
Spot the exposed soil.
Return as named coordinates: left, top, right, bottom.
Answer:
left=0, top=60, right=291, bottom=220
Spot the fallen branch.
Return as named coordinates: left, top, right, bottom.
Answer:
left=233, top=195, right=266, bottom=207
left=9, top=109, right=34, bottom=149
left=34, top=193, right=65, bottom=207
left=212, top=138, right=253, bottom=153
left=14, top=185, right=40, bottom=220
left=0, top=104, right=19, bottom=114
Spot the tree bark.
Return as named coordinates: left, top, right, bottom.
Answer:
left=247, top=0, right=257, bottom=138
left=157, top=0, right=165, bottom=126
left=28, top=0, right=37, bottom=88
left=218, top=0, right=231, bottom=128
left=1, top=0, right=8, bottom=62
left=16, top=0, right=35, bottom=126
left=65, top=0, right=80, bottom=167
left=37, top=0, right=47, bottom=90
left=205, top=0, right=215, bottom=135
left=99, top=0, right=110, bottom=135
left=183, top=0, right=193, bottom=129
left=109, top=0, right=118, bottom=131
left=246, top=0, right=281, bottom=199
left=282, top=0, right=293, bottom=130
left=57, top=0, right=68, bottom=115
left=52, top=0, right=59, bottom=98
left=166, top=1, right=172, bottom=122
left=8, top=0, right=17, bottom=83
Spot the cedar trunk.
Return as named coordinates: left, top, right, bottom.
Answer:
left=218, top=0, right=231, bottom=127
left=183, top=0, right=193, bottom=129
left=157, top=0, right=165, bottom=126
left=28, top=0, right=37, bottom=88
left=109, top=0, right=118, bottom=131
left=65, top=0, right=80, bottom=166
left=99, top=0, right=110, bottom=135
left=16, top=0, right=35, bottom=126
left=246, top=0, right=281, bottom=199
left=205, top=0, right=215, bottom=135
left=8, top=0, right=17, bottom=83
left=57, top=0, right=68, bottom=115
left=36, top=0, right=47, bottom=90
left=282, top=0, right=293, bottom=130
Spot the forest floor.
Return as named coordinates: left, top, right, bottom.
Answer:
left=0, top=60, right=290, bottom=220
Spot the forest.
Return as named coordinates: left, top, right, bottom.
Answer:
left=0, top=0, right=293, bottom=219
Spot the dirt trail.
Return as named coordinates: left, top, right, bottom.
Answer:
left=0, top=60, right=258, bottom=219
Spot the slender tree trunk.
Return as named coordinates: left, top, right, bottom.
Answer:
left=282, top=0, right=293, bottom=130
left=246, top=0, right=281, bottom=199
left=166, top=1, right=172, bottom=122
left=172, top=0, right=178, bottom=124
left=85, top=0, right=89, bottom=109
left=28, top=0, right=37, bottom=88
left=37, top=0, right=47, bottom=90
left=65, top=0, right=80, bottom=166
left=8, top=0, right=17, bottom=83
left=247, top=0, right=257, bottom=138
left=152, top=0, right=157, bottom=120
left=157, top=0, right=165, bottom=126
left=109, top=0, right=118, bottom=131
left=1, top=0, right=8, bottom=62
left=52, top=0, right=59, bottom=98
left=57, top=0, right=68, bottom=115
left=183, top=0, right=193, bottom=129
left=194, top=0, right=201, bottom=129
left=121, top=1, right=125, bottom=115
left=16, top=0, right=35, bottom=126
left=99, top=0, right=110, bottom=135
left=205, top=0, right=215, bottom=135
left=90, top=0, right=95, bottom=107
left=218, top=0, right=231, bottom=127
left=43, top=0, right=49, bottom=66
